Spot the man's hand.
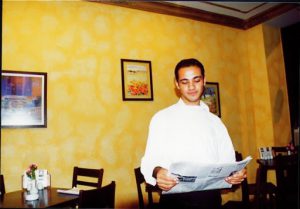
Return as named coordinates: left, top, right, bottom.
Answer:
left=155, top=167, right=178, bottom=191
left=225, top=168, right=247, bottom=185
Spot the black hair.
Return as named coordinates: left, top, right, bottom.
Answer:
left=174, top=58, right=205, bottom=81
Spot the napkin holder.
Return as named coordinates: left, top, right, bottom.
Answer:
left=23, top=169, right=51, bottom=190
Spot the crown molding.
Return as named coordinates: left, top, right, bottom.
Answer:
left=243, top=3, right=299, bottom=29
left=91, top=1, right=299, bottom=30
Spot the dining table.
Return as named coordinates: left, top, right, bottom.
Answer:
left=256, top=153, right=298, bottom=209
left=0, top=187, right=79, bottom=208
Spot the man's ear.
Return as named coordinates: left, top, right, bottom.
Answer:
left=175, top=79, right=180, bottom=89
left=204, top=77, right=206, bottom=86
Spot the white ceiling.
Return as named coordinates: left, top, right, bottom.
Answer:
left=98, top=1, right=300, bottom=29
left=167, top=1, right=300, bottom=28
left=167, top=2, right=279, bottom=19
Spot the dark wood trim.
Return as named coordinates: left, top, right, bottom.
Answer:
left=243, top=4, right=299, bottom=29
left=93, top=1, right=244, bottom=29
left=89, top=1, right=299, bottom=30
left=205, top=2, right=267, bottom=14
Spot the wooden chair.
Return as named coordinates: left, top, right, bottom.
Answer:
left=222, top=151, right=252, bottom=209
left=0, top=174, right=5, bottom=196
left=72, top=166, right=104, bottom=189
left=254, top=167, right=277, bottom=209
left=78, top=181, right=116, bottom=208
left=222, top=151, right=277, bottom=209
left=134, top=167, right=161, bottom=208
left=274, top=154, right=298, bottom=209
left=272, top=146, right=289, bottom=156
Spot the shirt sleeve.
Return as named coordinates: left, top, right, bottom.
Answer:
left=216, top=119, right=236, bottom=163
left=140, top=113, right=166, bottom=185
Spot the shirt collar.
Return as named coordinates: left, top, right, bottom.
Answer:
left=177, top=98, right=210, bottom=111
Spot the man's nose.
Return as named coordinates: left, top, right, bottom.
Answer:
left=188, top=82, right=195, bottom=89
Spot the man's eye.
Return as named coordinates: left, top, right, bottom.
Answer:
left=194, top=77, right=202, bottom=82
left=180, top=81, right=188, bottom=85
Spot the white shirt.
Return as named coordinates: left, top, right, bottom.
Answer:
left=141, top=99, right=235, bottom=185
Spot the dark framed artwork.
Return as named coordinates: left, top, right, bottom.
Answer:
left=201, top=82, right=221, bottom=117
left=121, top=59, right=153, bottom=101
left=1, top=70, right=47, bottom=128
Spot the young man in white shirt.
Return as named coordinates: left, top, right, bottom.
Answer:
left=141, top=58, right=247, bottom=209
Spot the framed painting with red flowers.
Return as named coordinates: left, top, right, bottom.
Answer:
left=121, top=59, right=153, bottom=101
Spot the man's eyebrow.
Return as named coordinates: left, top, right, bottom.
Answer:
left=179, top=75, right=202, bottom=82
left=179, top=78, right=188, bottom=82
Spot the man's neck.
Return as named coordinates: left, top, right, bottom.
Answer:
left=181, top=98, right=200, bottom=106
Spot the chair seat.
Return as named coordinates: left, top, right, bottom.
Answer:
left=78, top=181, right=116, bottom=208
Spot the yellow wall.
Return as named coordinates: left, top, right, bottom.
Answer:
left=263, top=25, right=291, bottom=146
left=1, top=1, right=291, bottom=207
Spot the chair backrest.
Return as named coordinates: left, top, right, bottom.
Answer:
left=0, top=174, right=5, bottom=196
left=72, top=166, right=104, bottom=189
left=263, top=153, right=298, bottom=209
left=235, top=151, right=250, bottom=204
left=275, top=154, right=298, bottom=192
left=78, top=181, right=116, bottom=208
left=134, top=167, right=160, bottom=209
left=272, top=146, right=289, bottom=156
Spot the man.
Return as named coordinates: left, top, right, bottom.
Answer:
left=141, top=58, right=247, bottom=209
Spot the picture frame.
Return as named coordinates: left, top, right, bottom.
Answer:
left=201, top=82, right=221, bottom=117
left=1, top=70, right=47, bottom=128
left=121, top=59, right=153, bottom=101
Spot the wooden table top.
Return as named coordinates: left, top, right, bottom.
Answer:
left=0, top=187, right=78, bottom=208
left=256, top=153, right=298, bottom=169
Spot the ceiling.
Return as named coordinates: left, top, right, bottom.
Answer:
left=96, top=1, right=300, bottom=30
left=167, top=1, right=300, bottom=28
left=167, top=2, right=282, bottom=20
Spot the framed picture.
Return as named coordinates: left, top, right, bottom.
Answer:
left=121, top=59, right=153, bottom=101
left=1, top=70, right=47, bottom=128
left=201, top=82, right=221, bottom=117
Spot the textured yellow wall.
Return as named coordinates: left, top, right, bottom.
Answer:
left=263, top=25, right=291, bottom=146
left=245, top=26, right=275, bottom=149
left=1, top=1, right=290, bottom=207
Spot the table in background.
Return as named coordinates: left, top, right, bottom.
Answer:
left=256, top=154, right=298, bottom=209
left=0, top=187, right=78, bottom=208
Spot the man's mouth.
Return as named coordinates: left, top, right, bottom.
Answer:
left=188, top=91, right=198, bottom=96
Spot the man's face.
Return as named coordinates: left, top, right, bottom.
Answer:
left=175, top=66, right=205, bottom=105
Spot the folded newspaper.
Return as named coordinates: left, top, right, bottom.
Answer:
left=164, top=156, right=252, bottom=194
left=57, top=187, right=80, bottom=195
